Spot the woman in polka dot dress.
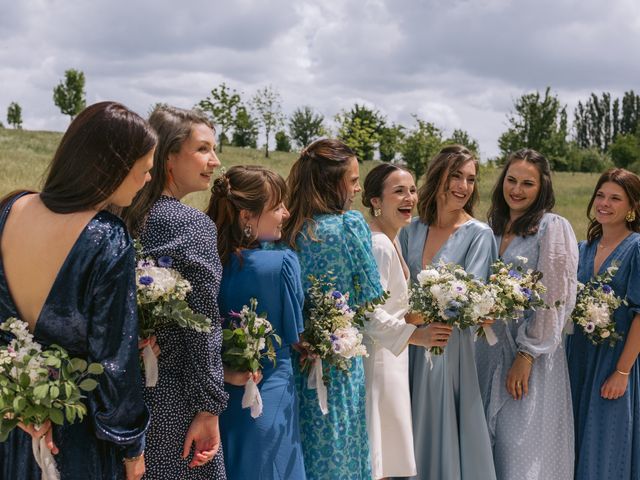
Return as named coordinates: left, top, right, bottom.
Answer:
left=122, top=105, right=228, bottom=479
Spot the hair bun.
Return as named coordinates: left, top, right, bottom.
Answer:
left=212, top=175, right=231, bottom=197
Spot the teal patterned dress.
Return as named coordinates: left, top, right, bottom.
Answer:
left=293, top=211, right=384, bottom=480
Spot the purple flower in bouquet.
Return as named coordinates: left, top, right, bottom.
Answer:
left=139, top=276, right=154, bottom=286
left=444, top=300, right=462, bottom=318
left=157, top=256, right=173, bottom=268
left=521, top=287, right=532, bottom=300
left=602, top=285, right=612, bottom=294
left=509, top=269, right=522, bottom=279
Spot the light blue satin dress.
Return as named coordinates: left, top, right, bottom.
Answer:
left=399, top=218, right=498, bottom=480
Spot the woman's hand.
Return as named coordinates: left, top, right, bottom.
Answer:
left=182, top=412, right=220, bottom=468
left=138, top=335, right=160, bottom=358
left=410, top=322, right=453, bottom=349
left=293, top=341, right=318, bottom=366
left=18, top=420, right=58, bottom=454
left=223, top=367, right=262, bottom=386
left=479, top=317, right=495, bottom=327
left=405, top=312, right=426, bottom=326
left=601, top=370, right=629, bottom=400
left=124, top=453, right=145, bottom=480
left=505, top=355, right=532, bottom=400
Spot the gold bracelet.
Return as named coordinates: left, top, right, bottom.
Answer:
left=123, top=452, right=144, bottom=464
left=517, top=351, right=534, bottom=366
left=616, top=369, right=631, bottom=376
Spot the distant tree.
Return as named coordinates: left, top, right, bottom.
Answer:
left=147, top=102, right=168, bottom=117
left=275, top=130, right=292, bottom=152
left=444, top=129, right=480, bottom=157
left=378, top=123, right=404, bottom=162
left=564, top=144, right=614, bottom=173
left=621, top=91, right=640, bottom=137
left=336, top=104, right=385, bottom=161
left=7, top=102, right=23, bottom=129
left=252, top=86, right=284, bottom=157
left=198, top=83, right=241, bottom=152
left=53, top=69, right=86, bottom=120
left=232, top=106, right=258, bottom=148
left=288, top=106, right=325, bottom=149
left=400, top=116, right=443, bottom=179
left=498, top=87, right=568, bottom=169
left=609, top=133, right=640, bottom=169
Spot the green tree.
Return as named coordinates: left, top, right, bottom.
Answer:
left=288, top=106, right=325, bottom=149
left=6, top=102, right=22, bottom=129
left=609, top=133, right=640, bottom=169
left=275, top=130, right=292, bottom=152
left=198, top=83, right=241, bottom=152
left=232, top=106, right=258, bottom=148
left=564, top=144, right=614, bottom=173
left=444, top=129, right=480, bottom=157
left=498, top=87, right=568, bottom=169
left=336, top=104, right=385, bottom=161
left=379, top=123, right=405, bottom=162
left=252, top=86, right=284, bottom=158
left=400, top=116, right=443, bottom=179
left=53, top=69, right=86, bottom=120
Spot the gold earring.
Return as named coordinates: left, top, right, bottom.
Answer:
left=243, top=224, right=253, bottom=238
left=626, top=210, right=636, bottom=222
left=373, top=208, right=382, bottom=217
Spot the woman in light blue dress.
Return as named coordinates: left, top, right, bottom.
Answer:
left=399, top=145, right=497, bottom=480
left=567, top=168, right=640, bottom=480
left=475, top=149, right=578, bottom=480
left=282, top=139, right=384, bottom=480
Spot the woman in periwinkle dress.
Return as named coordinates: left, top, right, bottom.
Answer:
left=399, top=144, right=497, bottom=480
left=281, top=139, right=384, bottom=480
left=475, top=149, right=578, bottom=480
left=567, top=168, right=640, bottom=479
left=360, top=163, right=453, bottom=479
left=206, top=165, right=306, bottom=479
left=122, top=105, right=228, bottom=479
left=0, top=102, right=154, bottom=479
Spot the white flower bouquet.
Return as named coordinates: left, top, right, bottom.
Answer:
left=570, top=265, right=624, bottom=346
left=221, top=298, right=281, bottom=418
left=0, top=317, right=103, bottom=479
left=409, top=262, right=495, bottom=353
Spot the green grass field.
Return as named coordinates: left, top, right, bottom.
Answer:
left=0, top=129, right=599, bottom=239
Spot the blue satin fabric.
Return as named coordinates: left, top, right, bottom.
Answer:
left=0, top=193, right=149, bottom=480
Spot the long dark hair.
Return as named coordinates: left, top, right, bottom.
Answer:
left=121, top=105, right=214, bottom=236
left=488, top=148, right=555, bottom=237
left=206, top=165, right=286, bottom=264
left=417, top=144, right=478, bottom=225
left=362, top=163, right=412, bottom=216
left=586, top=168, right=640, bottom=243
left=1, top=101, right=156, bottom=213
left=282, top=138, right=357, bottom=248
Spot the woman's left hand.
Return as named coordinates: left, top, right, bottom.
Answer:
left=479, top=317, right=495, bottom=327
left=505, top=355, right=532, bottom=400
left=182, top=412, right=220, bottom=468
left=138, top=335, right=160, bottom=358
left=601, top=371, right=629, bottom=400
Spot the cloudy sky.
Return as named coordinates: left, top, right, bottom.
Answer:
left=1, top=0, right=638, bottom=158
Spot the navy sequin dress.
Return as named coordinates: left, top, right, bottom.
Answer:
left=0, top=192, right=150, bottom=480
left=139, top=195, right=228, bottom=480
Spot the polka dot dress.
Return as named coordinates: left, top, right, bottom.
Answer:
left=139, top=195, right=228, bottom=480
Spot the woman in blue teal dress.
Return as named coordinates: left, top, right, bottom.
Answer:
left=207, top=165, right=306, bottom=479
left=567, top=168, right=640, bottom=480
left=399, top=145, right=497, bottom=480
left=0, top=102, right=155, bottom=480
left=282, top=139, right=384, bottom=480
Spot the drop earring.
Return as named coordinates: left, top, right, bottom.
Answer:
left=243, top=224, right=253, bottom=238
left=373, top=208, right=382, bottom=217
left=626, top=210, right=636, bottom=222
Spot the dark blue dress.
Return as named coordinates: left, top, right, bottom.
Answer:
left=218, top=248, right=306, bottom=480
left=0, top=193, right=150, bottom=480
left=566, top=234, right=640, bottom=479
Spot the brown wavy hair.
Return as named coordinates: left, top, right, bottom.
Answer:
left=206, top=165, right=286, bottom=264
left=282, top=138, right=357, bottom=248
left=416, top=144, right=478, bottom=225
left=488, top=149, right=555, bottom=237
left=362, top=163, right=413, bottom=216
left=586, top=168, right=640, bottom=243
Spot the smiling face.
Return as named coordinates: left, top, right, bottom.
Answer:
left=246, top=201, right=290, bottom=242
left=440, top=159, right=476, bottom=211
left=503, top=160, right=541, bottom=218
left=593, top=181, right=632, bottom=228
left=166, top=123, right=220, bottom=199
left=341, top=156, right=361, bottom=210
left=371, top=169, right=417, bottom=231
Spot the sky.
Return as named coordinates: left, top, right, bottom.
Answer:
left=1, top=0, right=639, bottom=159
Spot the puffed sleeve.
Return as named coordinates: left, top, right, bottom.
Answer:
left=87, top=233, right=149, bottom=458
left=516, top=215, right=579, bottom=358
left=280, top=249, right=305, bottom=345
left=464, top=224, right=498, bottom=281
left=364, top=235, right=416, bottom=356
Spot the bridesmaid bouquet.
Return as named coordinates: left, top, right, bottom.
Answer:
left=135, top=244, right=211, bottom=386
left=301, top=274, right=368, bottom=414
left=221, top=298, right=281, bottom=418
left=570, top=265, right=624, bottom=346
left=409, top=262, right=495, bottom=354
left=0, top=317, right=103, bottom=480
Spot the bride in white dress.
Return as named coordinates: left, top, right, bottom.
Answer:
left=362, top=164, right=453, bottom=479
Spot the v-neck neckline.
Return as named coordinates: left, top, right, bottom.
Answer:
left=592, top=233, right=635, bottom=277
left=422, top=218, right=474, bottom=268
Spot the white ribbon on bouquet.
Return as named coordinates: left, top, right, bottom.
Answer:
left=241, top=377, right=263, bottom=418
left=32, top=430, right=59, bottom=480
left=142, top=345, right=159, bottom=387
left=481, top=325, right=498, bottom=346
left=307, top=359, right=328, bottom=415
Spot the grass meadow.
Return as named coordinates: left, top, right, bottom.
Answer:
left=0, top=129, right=599, bottom=240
